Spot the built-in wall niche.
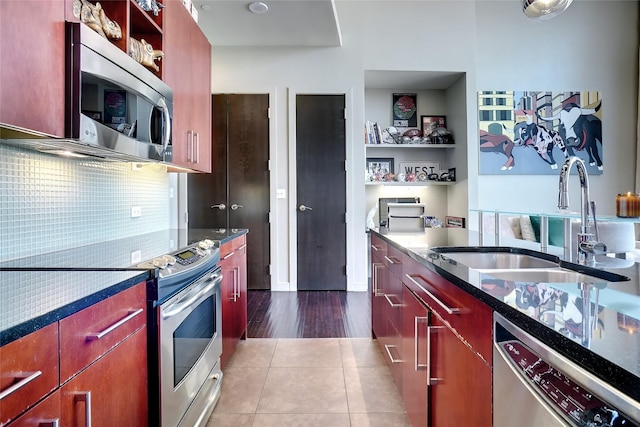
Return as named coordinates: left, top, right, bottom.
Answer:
left=363, top=70, right=466, bottom=185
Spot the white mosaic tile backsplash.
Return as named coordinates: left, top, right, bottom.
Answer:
left=0, top=145, right=171, bottom=261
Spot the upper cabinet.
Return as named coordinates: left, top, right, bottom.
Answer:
left=163, top=0, right=212, bottom=173
left=0, top=1, right=67, bottom=137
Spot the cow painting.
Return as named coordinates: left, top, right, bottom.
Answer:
left=479, top=129, right=516, bottom=170
left=511, top=116, right=568, bottom=169
left=538, top=102, right=603, bottom=170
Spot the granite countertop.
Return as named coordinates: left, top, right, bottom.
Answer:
left=371, top=229, right=640, bottom=405
left=0, top=228, right=248, bottom=346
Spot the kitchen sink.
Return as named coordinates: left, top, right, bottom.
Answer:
left=441, top=252, right=558, bottom=270
left=478, top=267, right=629, bottom=283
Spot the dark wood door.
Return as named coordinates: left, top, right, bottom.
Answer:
left=188, top=94, right=270, bottom=290
left=296, top=94, right=346, bottom=291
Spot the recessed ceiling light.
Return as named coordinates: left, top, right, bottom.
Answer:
left=248, top=1, right=268, bottom=14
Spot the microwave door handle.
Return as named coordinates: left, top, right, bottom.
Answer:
left=157, top=97, right=171, bottom=151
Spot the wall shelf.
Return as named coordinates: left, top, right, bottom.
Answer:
left=366, top=181, right=454, bottom=186
left=366, top=144, right=455, bottom=149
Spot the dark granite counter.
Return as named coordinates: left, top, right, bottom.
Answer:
left=0, top=228, right=248, bottom=346
left=371, top=229, right=640, bottom=405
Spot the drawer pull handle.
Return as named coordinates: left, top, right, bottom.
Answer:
left=39, top=420, right=60, bottom=427
left=75, top=391, right=92, bottom=427
left=383, top=294, right=402, bottom=308
left=237, top=244, right=247, bottom=251
left=383, top=344, right=403, bottom=363
left=87, top=308, right=143, bottom=341
left=222, top=251, right=235, bottom=260
left=405, top=274, right=460, bottom=315
left=384, top=255, right=402, bottom=265
left=0, top=371, right=42, bottom=400
left=370, top=244, right=382, bottom=251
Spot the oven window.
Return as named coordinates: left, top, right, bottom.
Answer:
left=173, top=294, right=216, bottom=386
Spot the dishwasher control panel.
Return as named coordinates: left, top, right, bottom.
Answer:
left=499, top=340, right=638, bottom=426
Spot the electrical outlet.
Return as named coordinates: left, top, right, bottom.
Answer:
left=130, top=250, right=142, bottom=264
left=169, top=188, right=174, bottom=199
left=276, top=189, right=286, bottom=199
left=131, top=206, right=142, bottom=218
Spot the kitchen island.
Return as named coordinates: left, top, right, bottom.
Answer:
left=370, top=228, right=640, bottom=426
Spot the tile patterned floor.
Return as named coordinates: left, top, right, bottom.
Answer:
left=207, top=338, right=410, bottom=427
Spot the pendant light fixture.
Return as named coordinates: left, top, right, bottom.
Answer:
left=522, top=0, right=573, bottom=20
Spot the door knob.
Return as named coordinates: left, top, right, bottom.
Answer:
left=298, top=204, right=313, bottom=212
left=210, top=204, right=226, bottom=210
left=230, top=204, right=243, bottom=210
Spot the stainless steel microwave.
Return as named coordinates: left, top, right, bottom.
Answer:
left=64, top=22, right=173, bottom=162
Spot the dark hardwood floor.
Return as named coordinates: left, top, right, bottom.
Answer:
left=246, top=290, right=372, bottom=338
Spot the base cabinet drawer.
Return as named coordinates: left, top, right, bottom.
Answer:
left=0, top=323, right=59, bottom=425
left=7, top=390, right=60, bottom=427
left=60, top=328, right=148, bottom=426
left=59, top=283, right=147, bottom=383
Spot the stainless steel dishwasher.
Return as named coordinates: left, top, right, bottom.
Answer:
left=493, top=312, right=640, bottom=426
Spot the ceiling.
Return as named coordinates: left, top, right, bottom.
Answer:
left=190, top=1, right=466, bottom=89
left=192, top=0, right=342, bottom=47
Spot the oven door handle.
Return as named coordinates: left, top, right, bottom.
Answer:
left=161, top=272, right=222, bottom=319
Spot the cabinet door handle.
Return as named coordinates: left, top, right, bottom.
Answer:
left=87, top=308, right=143, bottom=340
left=237, top=244, right=247, bottom=251
left=39, top=420, right=60, bottom=427
left=0, top=371, right=42, bottom=400
left=383, top=293, right=402, bottom=307
left=372, top=263, right=384, bottom=296
left=427, top=325, right=443, bottom=386
left=370, top=244, right=383, bottom=251
left=222, top=251, right=235, bottom=260
left=414, top=316, right=428, bottom=371
left=383, top=344, right=402, bottom=364
left=233, top=267, right=240, bottom=302
left=404, top=274, right=460, bottom=315
left=384, top=255, right=402, bottom=265
left=187, top=130, right=194, bottom=162
left=75, top=391, right=92, bottom=427
left=194, top=131, right=200, bottom=163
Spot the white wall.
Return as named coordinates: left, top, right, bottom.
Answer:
left=208, top=1, right=638, bottom=291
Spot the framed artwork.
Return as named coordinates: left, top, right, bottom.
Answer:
left=478, top=90, right=603, bottom=175
left=445, top=216, right=466, bottom=228
left=447, top=167, right=456, bottom=182
left=392, top=93, right=417, bottom=127
left=366, top=157, right=394, bottom=180
left=421, top=115, right=447, bottom=136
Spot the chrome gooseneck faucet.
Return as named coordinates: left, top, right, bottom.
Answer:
left=558, top=156, right=606, bottom=265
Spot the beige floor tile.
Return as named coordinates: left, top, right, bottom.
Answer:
left=226, top=338, right=277, bottom=368
left=350, top=412, right=411, bottom=427
left=252, top=413, right=351, bottom=427
left=344, top=366, right=406, bottom=413
left=213, top=367, right=269, bottom=414
left=339, top=338, right=386, bottom=367
left=206, top=413, right=256, bottom=426
left=256, top=367, right=348, bottom=414
left=270, top=338, right=342, bottom=368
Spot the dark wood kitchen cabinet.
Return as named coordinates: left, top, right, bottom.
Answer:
left=403, top=256, right=493, bottom=427
left=0, top=0, right=66, bottom=137
left=370, top=233, right=493, bottom=427
left=0, top=323, right=59, bottom=426
left=0, top=281, right=148, bottom=426
left=220, top=235, right=248, bottom=369
left=59, top=281, right=148, bottom=426
left=164, top=0, right=212, bottom=172
left=60, top=328, right=148, bottom=426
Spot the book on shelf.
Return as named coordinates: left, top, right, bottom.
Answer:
left=365, top=121, right=384, bottom=144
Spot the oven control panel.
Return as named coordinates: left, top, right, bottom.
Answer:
left=136, top=239, right=217, bottom=274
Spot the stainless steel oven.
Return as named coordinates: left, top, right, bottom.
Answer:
left=141, top=239, right=223, bottom=427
